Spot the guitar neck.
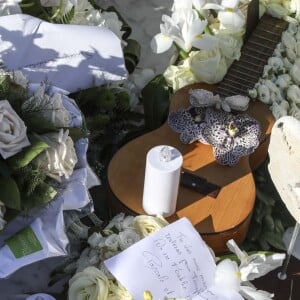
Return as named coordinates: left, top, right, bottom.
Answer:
left=215, top=14, right=289, bottom=97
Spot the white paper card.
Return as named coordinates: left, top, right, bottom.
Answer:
left=0, top=14, right=127, bottom=93
left=104, top=218, right=216, bottom=299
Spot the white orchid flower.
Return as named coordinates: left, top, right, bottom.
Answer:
left=151, top=9, right=217, bottom=54
left=226, top=239, right=285, bottom=281
left=203, top=0, right=245, bottom=30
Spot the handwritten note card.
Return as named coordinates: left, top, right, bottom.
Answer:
left=104, top=218, right=217, bottom=299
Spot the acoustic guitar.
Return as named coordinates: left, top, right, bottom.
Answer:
left=107, top=14, right=288, bottom=254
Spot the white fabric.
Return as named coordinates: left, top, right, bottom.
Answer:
left=0, top=14, right=127, bottom=93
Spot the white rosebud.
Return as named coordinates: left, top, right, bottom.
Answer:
left=119, top=229, right=140, bottom=250
left=68, top=267, right=109, bottom=300
left=257, top=84, right=271, bottom=104
left=271, top=101, right=288, bottom=120
left=36, top=129, right=78, bottom=182
left=282, top=57, right=293, bottom=70
left=268, top=57, right=283, bottom=72
left=248, top=88, right=257, bottom=99
left=275, top=74, right=291, bottom=90
left=88, top=232, right=104, bottom=249
left=104, top=213, right=125, bottom=232
left=290, top=65, right=300, bottom=85
left=289, top=102, right=300, bottom=120
left=286, top=48, right=297, bottom=62
left=104, top=233, right=120, bottom=251
left=0, top=100, right=30, bottom=159
left=287, top=85, right=300, bottom=104
left=282, top=31, right=297, bottom=50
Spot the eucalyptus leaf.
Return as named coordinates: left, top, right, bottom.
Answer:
left=141, top=74, right=170, bottom=131
left=8, top=135, right=49, bottom=170
left=0, top=176, right=21, bottom=210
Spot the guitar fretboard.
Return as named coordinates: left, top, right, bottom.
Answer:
left=215, top=14, right=288, bottom=97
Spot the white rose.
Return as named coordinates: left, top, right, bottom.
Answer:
left=189, top=49, right=228, bottom=84
left=271, top=101, right=288, bottom=120
left=36, top=129, right=77, bottom=181
left=287, top=85, right=300, bottom=103
left=22, top=83, right=70, bottom=127
left=275, top=74, right=291, bottom=90
left=68, top=267, right=109, bottom=300
left=164, top=60, right=197, bottom=91
left=257, top=84, right=271, bottom=104
left=134, top=215, right=168, bottom=238
left=108, top=280, right=133, bottom=300
left=0, top=100, right=30, bottom=159
left=119, top=229, right=140, bottom=250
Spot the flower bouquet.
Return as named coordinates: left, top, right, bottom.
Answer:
left=0, top=70, right=99, bottom=277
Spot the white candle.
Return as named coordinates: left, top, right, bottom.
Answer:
left=142, top=145, right=183, bottom=217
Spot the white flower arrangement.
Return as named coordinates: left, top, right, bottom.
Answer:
left=65, top=213, right=284, bottom=300
left=249, top=22, right=300, bottom=121
left=0, top=71, right=88, bottom=232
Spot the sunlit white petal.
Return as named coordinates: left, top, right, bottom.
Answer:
left=151, top=33, right=173, bottom=53
left=218, top=10, right=245, bottom=29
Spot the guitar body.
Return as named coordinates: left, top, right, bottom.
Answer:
left=108, top=14, right=287, bottom=254
left=108, top=83, right=275, bottom=254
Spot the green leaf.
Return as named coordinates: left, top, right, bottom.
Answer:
left=0, top=160, right=12, bottom=177
left=0, top=176, right=21, bottom=210
left=141, top=74, right=171, bottom=131
left=123, top=39, right=141, bottom=73
left=22, top=182, right=57, bottom=210
left=8, top=135, right=49, bottom=170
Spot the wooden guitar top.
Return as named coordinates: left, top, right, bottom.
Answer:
left=108, top=83, right=274, bottom=253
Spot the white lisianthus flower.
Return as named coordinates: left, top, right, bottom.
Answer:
left=0, top=100, right=30, bottom=159
left=104, top=233, right=120, bottom=251
left=119, top=229, right=141, bottom=250
left=226, top=239, right=285, bottom=281
left=287, top=85, right=300, bottom=103
left=151, top=9, right=217, bottom=54
left=36, top=129, right=78, bottom=182
left=189, top=48, right=228, bottom=84
left=203, top=0, right=246, bottom=30
left=134, top=215, right=168, bottom=237
left=68, top=266, right=109, bottom=300
left=22, top=83, right=70, bottom=128
left=0, top=200, right=6, bottom=231
left=164, top=59, right=197, bottom=91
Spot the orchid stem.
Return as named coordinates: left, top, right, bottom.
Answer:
left=278, top=222, right=300, bottom=280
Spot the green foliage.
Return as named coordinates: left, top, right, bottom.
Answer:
left=0, top=176, right=21, bottom=210
left=141, top=74, right=171, bottom=131
left=123, top=39, right=141, bottom=73
left=242, top=157, right=294, bottom=252
left=7, top=135, right=49, bottom=170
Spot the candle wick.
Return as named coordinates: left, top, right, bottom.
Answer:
left=160, top=146, right=172, bottom=162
